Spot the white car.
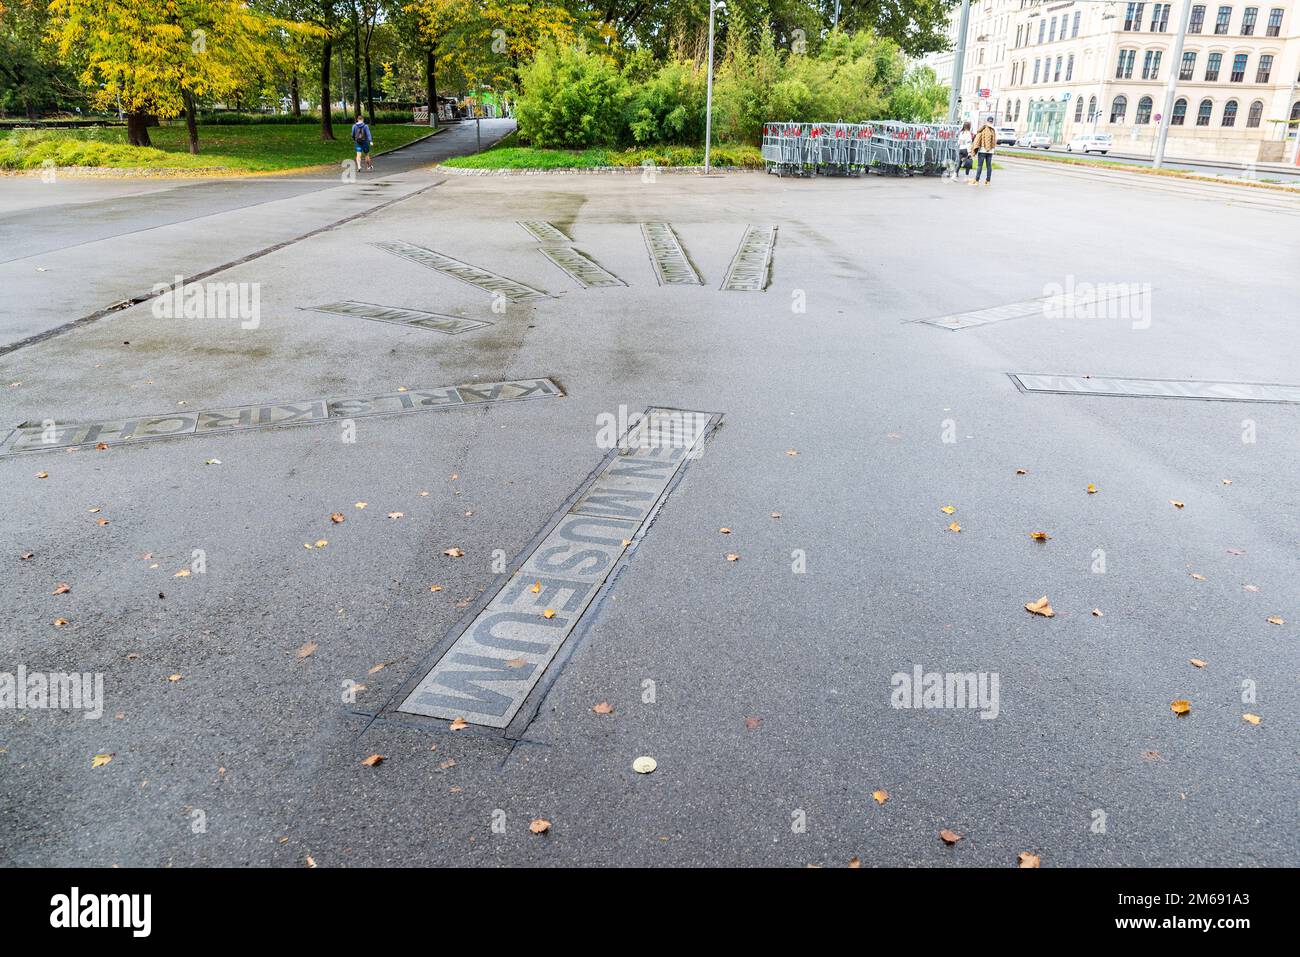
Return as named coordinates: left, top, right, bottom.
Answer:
left=1065, top=133, right=1113, bottom=154
left=1016, top=132, right=1052, bottom=149
left=996, top=126, right=1019, bottom=146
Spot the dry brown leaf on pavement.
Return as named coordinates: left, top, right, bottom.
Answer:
left=1189, top=658, right=1206, bottom=668
left=1242, top=713, right=1261, bottom=725
left=872, top=790, right=889, bottom=805
left=92, top=753, right=114, bottom=768
left=592, top=701, right=614, bottom=714
left=330, top=512, right=345, bottom=524
left=296, top=642, right=318, bottom=659
left=744, top=716, right=761, bottom=730
left=443, top=546, right=464, bottom=557
left=1025, top=596, right=1054, bottom=617
left=939, top=828, right=963, bottom=845
left=52, top=582, right=70, bottom=595
left=361, top=754, right=384, bottom=767
left=1170, top=700, right=1191, bottom=716
left=1017, top=852, right=1041, bottom=868
left=1170, top=500, right=1185, bottom=509
left=448, top=717, right=468, bottom=731
left=1266, top=615, right=1284, bottom=625
left=529, top=818, right=551, bottom=834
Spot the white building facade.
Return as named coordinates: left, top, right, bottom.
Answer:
left=938, top=0, right=1300, bottom=164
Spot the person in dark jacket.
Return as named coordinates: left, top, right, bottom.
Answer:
left=351, top=115, right=373, bottom=171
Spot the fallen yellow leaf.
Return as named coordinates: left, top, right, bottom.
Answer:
left=948, top=522, right=961, bottom=533
left=361, top=754, right=384, bottom=767
left=91, top=753, right=113, bottom=768
left=449, top=717, right=468, bottom=731
left=1086, top=484, right=1098, bottom=494
left=1025, top=596, right=1054, bottom=617
left=1171, top=700, right=1191, bottom=716
left=1266, top=615, right=1284, bottom=625
left=542, top=608, right=556, bottom=619
left=1189, top=658, right=1206, bottom=668
left=872, top=789, right=889, bottom=805
left=1029, top=531, right=1051, bottom=541
left=1190, top=573, right=1206, bottom=581
left=330, top=512, right=345, bottom=524
left=1242, top=713, right=1261, bottom=725
left=940, top=505, right=956, bottom=514
left=167, top=674, right=183, bottom=682
left=529, top=818, right=551, bottom=834
left=529, top=581, right=541, bottom=594
left=429, top=584, right=443, bottom=592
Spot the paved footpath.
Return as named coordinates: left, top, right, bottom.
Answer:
left=0, top=119, right=516, bottom=351
left=1, top=150, right=1297, bottom=867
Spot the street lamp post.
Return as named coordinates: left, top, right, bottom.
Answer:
left=1152, top=0, right=1194, bottom=168
left=948, top=0, right=972, bottom=125
left=704, top=0, right=724, bottom=173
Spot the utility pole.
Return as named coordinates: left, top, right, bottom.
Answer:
left=704, top=0, right=724, bottom=173
left=948, top=0, right=972, bottom=125
left=1153, top=0, right=1194, bottom=168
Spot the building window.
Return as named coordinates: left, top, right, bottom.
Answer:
left=1215, top=5, right=1231, bottom=33
left=1151, top=3, right=1171, bottom=30
left=1246, top=100, right=1263, bottom=126
left=1136, top=96, right=1154, bottom=123
left=1033, top=58, right=1041, bottom=83
left=1197, top=98, right=1214, bottom=124
left=1073, top=11, right=1081, bottom=36
left=1016, top=24, right=1023, bottom=46
left=1266, top=7, right=1282, bottom=35
left=1241, top=6, right=1257, bottom=33
left=1075, top=96, right=1085, bottom=122
left=1171, top=97, right=1188, bottom=124
left=1190, top=4, right=1206, bottom=31
left=1117, top=49, right=1136, bottom=78
left=1222, top=99, right=1238, bottom=125
left=1124, top=2, right=1146, bottom=30
left=1049, top=16, right=1057, bottom=41
left=1066, top=54, right=1074, bottom=81
left=1089, top=95, right=1098, bottom=120
left=1180, top=51, right=1197, bottom=79
left=1015, top=99, right=1021, bottom=120
left=1206, top=52, right=1222, bottom=80
left=1054, top=56, right=1063, bottom=81
left=1143, top=50, right=1162, bottom=79
left=1256, top=54, right=1272, bottom=82
left=1038, top=19, right=1046, bottom=43
left=1111, top=95, right=1128, bottom=122
left=1231, top=53, right=1248, bottom=81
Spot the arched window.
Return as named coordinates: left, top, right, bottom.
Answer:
left=1197, top=98, right=1214, bottom=126
left=1075, top=96, right=1085, bottom=122
left=1290, top=101, right=1300, bottom=139
left=1247, top=100, right=1263, bottom=128
left=1171, top=98, right=1188, bottom=125
left=1015, top=99, right=1021, bottom=120
left=1006, top=102, right=1014, bottom=122
left=1089, top=95, right=1098, bottom=120
left=1136, top=96, right=1154, bottom=124
left=1110, top=94, right=1128, bottom=123
left=1222, top=99, right=1238, bottom=126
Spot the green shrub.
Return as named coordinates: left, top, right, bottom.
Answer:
left=516, top=42, right=627, bottom=148
left=623, top=58, right=707, bottom=146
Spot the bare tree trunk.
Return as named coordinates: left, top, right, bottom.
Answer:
left=365, top=51, right=375, bottom=125
left=125, top=111, right=152, bottom=147
left=183, top=89, right=200, bottom=154
left=320, top=40, right=335, bottom=140
left=290, top=74, right=301, bottom=117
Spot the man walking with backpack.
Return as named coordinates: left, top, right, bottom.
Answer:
left=969, top=114, right=997, bottom=186
left=351, top=115, right=373, bottom=172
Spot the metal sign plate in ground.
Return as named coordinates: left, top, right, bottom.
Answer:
left=0, top=378, right=563, bottom=455
left=398, top=408, right=718, bottom=729
left=1010, top=373, right=1300, bottom=404
left=920, top=287, right=1150, bottom=330
left=307, top=300, right=490, bottom=335
left=721, top=226, right=776, bottom=291
left=641, top=223, right=703, bottom=285
left=538, top=246, right=625, bottom=288
left=518, top=221, right=571, bottom=243
left=373, top=240, right=549, bottom=302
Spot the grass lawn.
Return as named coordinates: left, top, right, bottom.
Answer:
left=0, top=122, right=437, bottom=173
left=442, top=134, right=763, bottom=170
left=1001, top=147, right=1300, bottom=191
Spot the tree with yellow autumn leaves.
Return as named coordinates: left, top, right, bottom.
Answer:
left=45, top=0, right=317, bottom=149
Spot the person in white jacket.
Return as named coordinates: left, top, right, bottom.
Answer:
left=957, top=121, right=973, bottom=179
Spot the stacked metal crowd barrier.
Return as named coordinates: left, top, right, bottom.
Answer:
left=760, top=121, right=959, bottom=177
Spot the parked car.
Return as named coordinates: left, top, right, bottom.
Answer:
left=996, top=126, right=1018, bottom=145
left=1016, top=132, right=1053, bottom=149
left=1065, top=133, right=1113, bottom=154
